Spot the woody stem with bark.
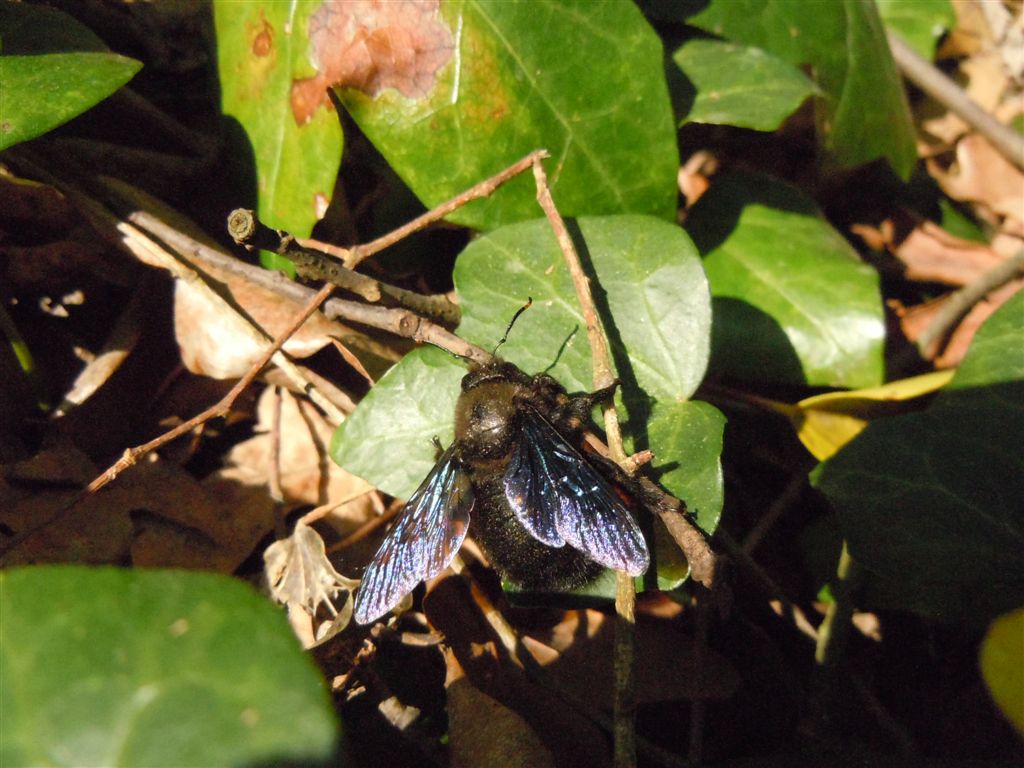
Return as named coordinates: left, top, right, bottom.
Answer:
left=531, top=154, right=638, bottom=768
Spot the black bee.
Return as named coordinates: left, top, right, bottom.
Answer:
left=353, top=359, right=650, bottom=624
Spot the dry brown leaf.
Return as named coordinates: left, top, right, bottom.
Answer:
left=890, top=278, right=1024, bottom=366
left=852, top=213, right=1007, bottom=286
left=958, top=49, right=1010, bottom=113
left=0, top=486, right=134, bottom=565
left=0, top=443, right=129, bottom=565
left=933, top=134, right=1024, bottom=225
left=942, top=1, right=994, bottom=59
left=0, top=440, right=98, bottom=486
left=173, top=276, right=340, bottom=379
left=0, top=445, right=274, bottom=570
left=424, top=576, right=612, bottom=767
left=217, top=387, right=374, bottom=515
left=678, top=150, right=717, bottom=209
left=445, top=649, right=557, bottom=768
left=264, top=520, right=358, bottom=645
left=980, top=0, right=1024, bottom=81
left=125, top=458, right=275, bottom=571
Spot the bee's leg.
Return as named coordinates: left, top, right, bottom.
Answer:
left=556, top=380, right=621, bottom=431
left=583, top=381, right=620, bottom=406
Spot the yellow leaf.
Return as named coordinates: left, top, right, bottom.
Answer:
left=790, top=370, right=954, bottom=461
left=980, top=608, right=1024, bottom=736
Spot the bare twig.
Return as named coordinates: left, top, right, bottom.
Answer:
left=87, top=282, right=335, bottom=494
left=532, top=154, right=639, bottom=768
left=0, top=148, right=545, bottom=560
left=887, top=31, right=1024, bottom=171
left=228, top=208, right=460, bottom=326
left=268, top=386, right=285, bottom=505
left=0, top=282, right=335, bottom=560
left=129, top=207, right=488, bottom=363
left=742, top=473, right=807, bottom=554
left=715, top=530, right=820, bottom=642
left=346, top=150, right=549, bottom=267
left=916, top=249, right=1024, bottom=358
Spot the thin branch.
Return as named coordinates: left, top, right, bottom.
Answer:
left=85, top=281, right=334, bottom=493
left=0, top=282, right=335, bottom=560
left=916, top=249, right=1024, bottom=358
left=0, top=147, right=542, bottom=561
left=531, top=155, right=639, bottom=768
left=715, top=530, right=820, bottom=643
left=227, top=209, right=459, bottom=326
left=887, top=31, right=1024, bottom=171
left=125, top=207, right=489, bottom=364
left=347, top=150, right=549, bottom=267
left=741, top=473, right=807, bottom=554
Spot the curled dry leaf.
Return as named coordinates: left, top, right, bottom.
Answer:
left=264, top=520, right=359, bottom=631
left=890, top=278, right=1024, bottom=367
left=851, top=212, right=1005, bottom=286
left=932, top=134, right=1024, bottom=226
left=217, top=387, right=374, bottom=516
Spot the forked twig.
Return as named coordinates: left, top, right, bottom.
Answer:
left=346, top=150, right=548, bottom=267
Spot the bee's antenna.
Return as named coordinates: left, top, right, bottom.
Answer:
left=492, top=297, right=533, bottom=356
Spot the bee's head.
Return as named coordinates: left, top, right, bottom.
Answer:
left=461, top=359, right=526, bottom=392
left=455, top=362, right=530, bottom=460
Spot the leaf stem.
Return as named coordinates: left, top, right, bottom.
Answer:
left=815, top=540, right=864, bottom=666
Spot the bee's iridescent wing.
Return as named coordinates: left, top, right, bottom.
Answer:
left=354, top=447, right=473, bottom=624
left=504, top=405, right=649, bottom=576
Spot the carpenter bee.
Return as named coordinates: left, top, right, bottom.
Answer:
left=353, top=358, right=650, bottom=625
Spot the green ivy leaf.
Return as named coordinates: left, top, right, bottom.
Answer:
left=876, top=0, right=956, bottom=61
left=637, top=399, right=725, bottom=535
left=337, top=0, right=678, bottom=229
left=673, top=39, right=818, bottom=131
left=213, top=1, right=343, bottom=271
left=980, top=608, right=1024, bottom=735
left=331, top=345, right=464, bottom=499
left=455, top=216, right=712, bottom=401
left=0, top=567, right=340, bottom=767
left=686, top=171, right=884, bottom=388
left=813, top=291, right=1024, bottom=623
left=0, top=5, right=141, bottom=152
left=687, top=0, right=916, bottom=178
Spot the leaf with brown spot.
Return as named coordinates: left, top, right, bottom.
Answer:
left=213, top=1, right=343, bottom=267
left=301, top=0, right=453, bottom=105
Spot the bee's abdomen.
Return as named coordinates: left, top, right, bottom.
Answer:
left=468, top=471, right=602, bottom=590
